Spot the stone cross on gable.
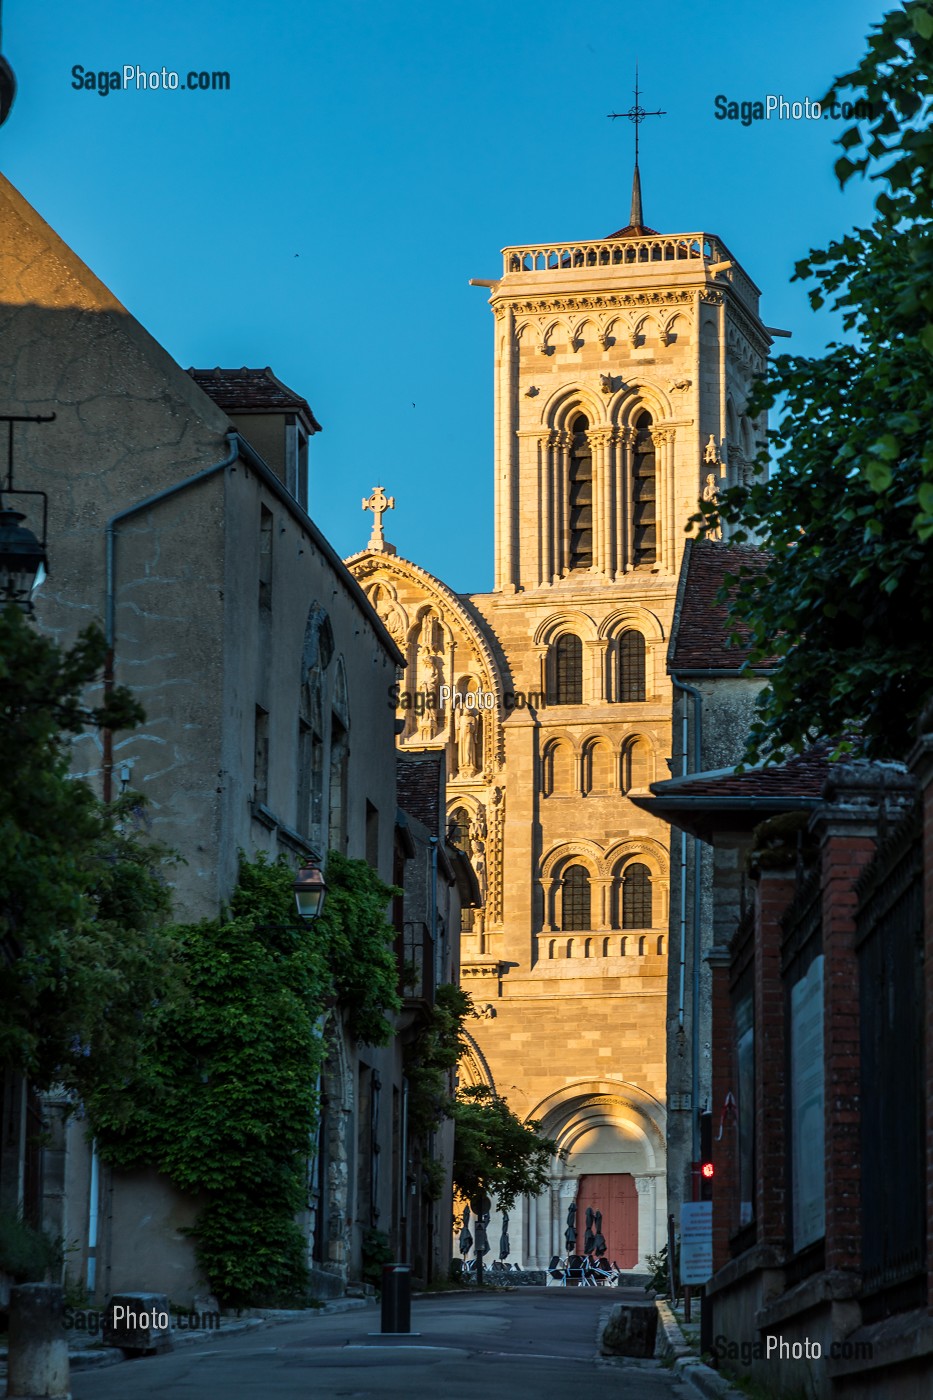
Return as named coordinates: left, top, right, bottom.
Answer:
left=362, top=485, right=396, bottom=553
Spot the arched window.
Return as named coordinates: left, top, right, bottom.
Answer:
left=622, top=862, right=652, bottom=929
left=543, top=739, right=575, bottom=796
left=562, top=865, right=591, bottom=931
left=548, top=633, right=583, bottom=705
left=568, top=415, right=593, bottom=570
left=449, top=806, right=474, bottom=932
left=618, top=630, right=646, bottom=702
left=632, top=411, right=656, bottom=566
left=621, top=736, right=652, bottom=793
left=582, top=738, right=613, bottom=795
left=448, top=806, right=471, bottom=852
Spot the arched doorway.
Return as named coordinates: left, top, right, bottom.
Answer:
left=516, top=1081, right=666, bottom=1272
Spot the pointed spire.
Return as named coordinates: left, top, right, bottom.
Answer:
left=630, top=161, right=644, bottom=230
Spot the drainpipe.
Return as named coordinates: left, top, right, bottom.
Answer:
left=671, top=675, right=703, bottom=1166
left=429, top=836, right=439, bottom=994
left=86, top=1141, right=99, bottom=1295
left=102, top=431, right=239, bottom=800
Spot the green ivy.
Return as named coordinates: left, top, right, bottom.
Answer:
left=314, top=851, right=401, bottom=1045
left=404, top=983, right=472, bottom=1140
left=86, top=851, right=403, bottom=1304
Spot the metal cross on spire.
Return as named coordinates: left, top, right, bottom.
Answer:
left=607, top=66, right=665, bottom=229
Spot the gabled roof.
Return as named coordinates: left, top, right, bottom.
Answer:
left=630, top=746, right=833, bottom=842
left=669, top=538, right=775, bottom=674
left=188, top=367, right=322, bottom=434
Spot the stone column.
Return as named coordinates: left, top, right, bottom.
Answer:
left=591, top=876, right=613, bottom=932
left=551, top=431, right=568, bottom=580
left=618, top=426, right=636, bottom=573
left=590, top=426, right=612, bottom=577
left=634, top=1176, right=657, bottom=1266
left=585, top=639, right=608, bottom=704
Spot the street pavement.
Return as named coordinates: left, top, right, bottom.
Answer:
left=70, top=1287, right=696, bottom=1400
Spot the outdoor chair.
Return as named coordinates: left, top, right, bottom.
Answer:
left=562, top=1254, right=592, bottom=1286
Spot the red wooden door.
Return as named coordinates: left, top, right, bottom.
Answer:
left=576, top=1173, right=638, bottom=1269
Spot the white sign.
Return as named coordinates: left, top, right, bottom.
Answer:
left=680, top=1201, right=713, bottom=1285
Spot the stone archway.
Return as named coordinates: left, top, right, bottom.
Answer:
left=513, top=1081, right=666, bottom=1272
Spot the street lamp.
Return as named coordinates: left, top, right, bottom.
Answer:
left=0, top=503, right=47, bottom=611
left=0, top=412, right=55, bottom=613
left=293, top=858, right=327, bottom=922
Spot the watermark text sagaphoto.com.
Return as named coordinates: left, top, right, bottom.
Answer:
left=714, top=94, right=875, bottom=126
left=63, top=1305, right=220, bottom=1336
left=713, top=1334, right=873, bottom=1365
left=72, top=65, right=230, bottom=95
left=388, top=683, right=546, bottom=715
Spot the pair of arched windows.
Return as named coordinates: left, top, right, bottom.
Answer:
left=545, top=629, right=647, bottom=706
left=566, top=410, right=656, bottom=572
left=560, top=862, right=653, bottom=931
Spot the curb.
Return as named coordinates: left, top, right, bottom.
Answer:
left=655, top=1300, right=742, bottom=1399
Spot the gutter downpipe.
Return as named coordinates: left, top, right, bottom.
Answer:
left=102, top=431, right=240, bottom=801
left=671, top=674, right=703, bottom=1166
left=429, top=836, right=439, bottom=994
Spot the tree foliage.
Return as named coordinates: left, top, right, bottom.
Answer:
left=698, top=1, right=933, bottom=761
left=452, top=1085, right=562, bottom=1214
left=0, top=606, right=172, bottom=1089
left=404, top=982, right=473, bottom=1140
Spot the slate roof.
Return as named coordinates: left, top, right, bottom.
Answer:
left=396, top=752, right=444, bottom=835
left=651, top=746, right=832, bottom=802
left=629, top=745, right=833, bottom=841
left=669, top=538, right=775, bottom=673
left=188, top=367, right=322, bottom=433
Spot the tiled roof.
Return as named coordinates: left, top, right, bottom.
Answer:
left=670, top=538, right=775, bottom=672
left=653, top=745, right=832, bottom=802
left=630, top=745, right=834, bottom=842
left=396, top=752, right=444, bottom=834
left=188, top=367, right=322, bottom=433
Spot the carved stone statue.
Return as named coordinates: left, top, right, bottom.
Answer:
left=418, top=679, right=436, bottom=741
left=702, top=472, right=722, bottom=540
left=457, top=707, right=481, bottom=776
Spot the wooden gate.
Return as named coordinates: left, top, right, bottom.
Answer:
left=576, top=1173, right=638, bottom=1269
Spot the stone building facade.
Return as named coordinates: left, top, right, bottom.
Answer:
left=348, top=190, right=773, bottom=1269
left=0, top=173, right=452, bottom=1303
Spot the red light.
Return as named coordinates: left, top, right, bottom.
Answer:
left=701, top=1161, right=715, bottom=1179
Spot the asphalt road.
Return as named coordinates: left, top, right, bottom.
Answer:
left=70, top=1288, right=694, bottom=1400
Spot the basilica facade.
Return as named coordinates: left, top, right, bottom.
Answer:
left=347, top=183, right=770, bottom=1271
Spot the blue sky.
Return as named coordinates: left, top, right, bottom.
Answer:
left=2, top=0, right=884, bottom=591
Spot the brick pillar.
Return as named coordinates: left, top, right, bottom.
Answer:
left=707, top=943, right=733, bottom=1274
left=908, top=728, right=933, bottom=1312
left=811, top=762, right=916, bottom=1277
left=753, top=868, right=797, bottom=1249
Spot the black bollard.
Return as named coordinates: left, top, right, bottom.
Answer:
left=380, top=1263, right=411, bottom=1334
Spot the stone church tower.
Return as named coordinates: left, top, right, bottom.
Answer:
left=348, top=173, right=769, bottom=1270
